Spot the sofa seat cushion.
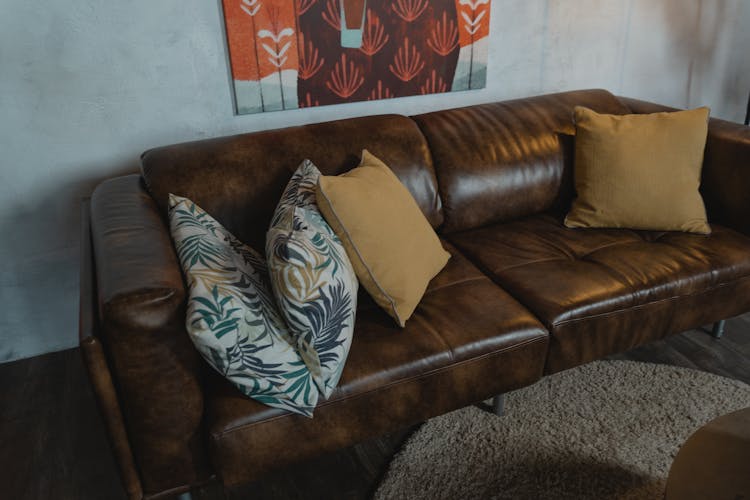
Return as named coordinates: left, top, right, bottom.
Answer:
left=448, top=214, right=750, bottom=374
left=205, top=240, right=548, bottom=487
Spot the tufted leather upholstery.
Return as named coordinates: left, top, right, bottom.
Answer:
left=449, top=214, right=750, bottom=373
left=82, top=90, right=750, bottom=498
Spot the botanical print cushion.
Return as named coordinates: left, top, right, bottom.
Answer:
left=168, top=194, right=319, bottom=417
left=267, top=160, right=358, bottom=399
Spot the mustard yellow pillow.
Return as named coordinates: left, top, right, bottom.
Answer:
left=316, top=150, right=450, bottom=327
left=565, top=106, right=711, bottom=234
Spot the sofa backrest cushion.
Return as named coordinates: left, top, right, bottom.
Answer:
left=413, top=89, right=631, bottom=233
left=141, top=114, right=442, bottom=252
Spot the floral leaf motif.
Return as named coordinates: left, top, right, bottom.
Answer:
left=297, top=0, right=317, bottom=15
left=224, top=334, right=286, bottom=379
left=326, top=53, right=365, bottom=98
left=368, top=80, right=393, bottom=100
left=392, top=0, right=429, bottom=22
left=299, top=92, right=320, bottom=108
left=257, top=28, right=294, bottom=43
left=261, top=43, right=277, bottom=57
left=389, top=37, right=425, bottom=82
left=360, top=9, right=389, bottom=56
left=177, top=234, right=227, bottom=269
left=298, top=36, right=325, bottom=80
left=321, top=0, right=341, bottom=31
left=231, top=272, right=293, bottom=345
left=277, top=41, right=292, bottom=58
left=208, top=347, right=227, bottom=375
left=420, top=69, right=448, bottom=95
left=192, top=286, right=241, bottom=336
left=282, top=360, right=317, bottom=402
left=240, top=0, right=261, bottom=17
left=174, top=203, right=219, bottom=235
left=427, top=11, right=459, bottom=56
left=461, top=10, right=486, bottom=34
left=272, top=160, right=318, bottom=223
left=297, top=281, right=352, bottom=370
left=269, top=56, right=288, bottom=68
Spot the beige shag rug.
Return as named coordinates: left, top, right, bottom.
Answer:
left=375, top=360, right=750, bottom=500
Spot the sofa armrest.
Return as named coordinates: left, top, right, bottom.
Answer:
left=620, top=97, right=750, bottom=236
left=80, top=197, right=143, bottom=499
left=90, top=175, right=211, bottom=496
left=701, top=119, right=750, bottom=236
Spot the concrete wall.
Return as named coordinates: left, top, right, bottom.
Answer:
left=1, top=0, right=748, bottom=362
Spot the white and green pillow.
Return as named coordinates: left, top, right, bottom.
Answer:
left=267, top=160, right=358, bottom=399
left=168, top=194, right=318, bottom=417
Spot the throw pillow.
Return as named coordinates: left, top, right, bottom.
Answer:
left=267, top=160, right=358, bottom=399
left=564, top=106, right=711, bottom=234
left=316, top=150, right=450, bottom=327
left=168, top=194, right=319, bottom=417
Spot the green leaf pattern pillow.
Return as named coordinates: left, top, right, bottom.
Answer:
left=267, top=160, right=358, bottom=398
left=168, top=194, right=319, bottom=417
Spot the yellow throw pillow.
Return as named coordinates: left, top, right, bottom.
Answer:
left=564, top=106, right=711, bottom=234
left=316, top=150, right=450, bottom=327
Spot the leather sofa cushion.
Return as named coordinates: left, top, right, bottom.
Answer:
left=413, top=89, right=631, bottom=233
left=141, top=114, right=442, bottom=253
left=449, top=214, right=750, bottom=373
left=206, top=240, right=548, bottom=486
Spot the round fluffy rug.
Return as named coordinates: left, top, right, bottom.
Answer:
left=375, top=360, right=750, bottom=500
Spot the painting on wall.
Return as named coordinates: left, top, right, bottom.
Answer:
left=222, top=0, right=491, bottom=114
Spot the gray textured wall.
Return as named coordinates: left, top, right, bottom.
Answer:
left=1, top=0, right=749, bottom=363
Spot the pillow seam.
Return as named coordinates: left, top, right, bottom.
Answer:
left=316, top=183, right=403, bottom=325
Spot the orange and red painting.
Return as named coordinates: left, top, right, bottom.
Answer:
left=222, top=0, right=491, bottom=114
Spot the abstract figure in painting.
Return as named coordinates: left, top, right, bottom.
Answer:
left=340, top=0, right=368, bottom=48
left=222, top=0, right=491, bottom=114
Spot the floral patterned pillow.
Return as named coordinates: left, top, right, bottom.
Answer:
left=168, top=194, right=318, bottom=417
left=267, top=160, right=358, bottom=399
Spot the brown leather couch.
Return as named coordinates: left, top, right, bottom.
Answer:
left=80, top=89, right=750, bottom=499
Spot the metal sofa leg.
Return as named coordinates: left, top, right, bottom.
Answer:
left=711, top=320, right=726, bottom=339
left=492, top=394, right=505, bottom=416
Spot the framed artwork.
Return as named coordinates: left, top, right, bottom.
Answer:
left=221, top=0, right=491, bottom=114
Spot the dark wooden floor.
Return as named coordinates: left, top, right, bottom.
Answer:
left=1, top=314, right=749, bottom=500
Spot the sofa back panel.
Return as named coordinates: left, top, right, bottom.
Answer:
left=141, top=114, right=441, bottom=252
left=413, top=89, right=631, bottom=233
